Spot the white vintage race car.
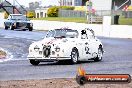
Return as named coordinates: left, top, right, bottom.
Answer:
left=27, top=28, right=104, bottom=65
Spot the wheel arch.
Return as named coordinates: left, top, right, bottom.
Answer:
left=72, top=47, right=79, bottom=57
left=99, top=44, right=103, bottom=48
left=99, top=44, right=103, bottom=53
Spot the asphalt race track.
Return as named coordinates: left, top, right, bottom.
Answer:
left=0, top=29, right=132, bottom=81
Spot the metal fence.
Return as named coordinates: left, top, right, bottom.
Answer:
left=94, top=10, right=123, bottom=16
left=58, top=9, right=132, bottom=18
left=124, top=11, right=132, bottom=18
left=58, top=9, right=86, bottom=17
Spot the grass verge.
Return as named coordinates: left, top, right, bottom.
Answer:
left=0, top=50, right=6, bottom=59
left=119, top=17, right=132, bottom=25
left=31, top=17, right=87, bottom=23
left=31, top=17, right=132, bottom=25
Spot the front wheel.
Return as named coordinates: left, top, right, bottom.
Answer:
left=71, top=48, right=79, bottom=64
left=5, top=26, right=8, bottom=30
left=94, top=47, right=103, bottom=62
left=30, top=60, right=40, bottom=66
left=29, top=27, right=33, bottom=31
left=10, top=25, right=14, bottom=30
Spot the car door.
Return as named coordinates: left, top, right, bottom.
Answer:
left=80, top=31, right=92, bottom=60
left=83, top=38, right=93, bottom=60
left=86, top=29, right=98, bottom=58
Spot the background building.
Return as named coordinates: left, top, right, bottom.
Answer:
left=60, top=0, right=84, bottom=6
left=60, top=0, right=131, bottom=10
left=29, top=1, right=40, bottom=10
left=35, top=8, right=48, bottom=18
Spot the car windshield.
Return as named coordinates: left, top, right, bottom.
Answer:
left=10, top=15, right=27, bottom=20
left=46, top=29, right=79, bottom=38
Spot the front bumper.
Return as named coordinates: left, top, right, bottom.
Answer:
left=16, top=23, right=32, bottom=29
left=27, top=56, right=71, bottom=62
left=5, top=22, right=32, bottom=29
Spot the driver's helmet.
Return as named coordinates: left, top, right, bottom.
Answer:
left=81, top=30, right=87, bottom=39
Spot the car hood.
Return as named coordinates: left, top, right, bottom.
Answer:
left=17, top=20, right=31, bottom=23
left=39, top=38, right=67, bottom=45
left=5, top=20, right=31, bottom=23
left=30, top=37, right=74, bottom=48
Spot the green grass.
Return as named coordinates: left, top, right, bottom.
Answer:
left=31, top=17, right=87, bottom=23
left=31, top=17, right=132, bottom=25
left=119, top=17, right=132, bottom=25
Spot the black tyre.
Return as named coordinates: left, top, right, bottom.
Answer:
left=30, top=60, right=40, bottom=66
left=5, top=26, right=8, bottom=30
left=94, top=47, right=103, bottom=62
left=10, top=25, right=14, bottom=30
left=71, top=48, right=79, bottom=64
left=23, top=29, right=26, bottom=31
left=29, top=27, right=33, bottom=31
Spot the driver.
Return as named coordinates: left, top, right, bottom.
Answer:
left=81, top=30, right=88, bottom=39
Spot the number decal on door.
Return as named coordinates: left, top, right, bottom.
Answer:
left=85, top=46, right=90, bottom=54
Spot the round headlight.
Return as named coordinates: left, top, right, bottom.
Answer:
left=13, top=23, right=16, bottom=26
left=34, top=45, right=40, bottom=52
left=55, top=46, right=60, bottom=52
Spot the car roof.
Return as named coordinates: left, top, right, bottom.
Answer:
left=49, top=28, right=93, bottom=34
left=54, top=28, right=72, bottom=31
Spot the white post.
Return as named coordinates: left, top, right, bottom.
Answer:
left=72, top=0, right=75, bottom=6
left=13, top=0, right=15, bottom=6
left=103, top=16, right=111, bottom=37
left=86, top=0, right=92, bottom=24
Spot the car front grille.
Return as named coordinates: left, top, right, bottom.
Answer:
left=43, top=45, right=51, bottom=58
left=17, top=22, right=27, bottom=27
left=5, top=22, right=11, bottom=26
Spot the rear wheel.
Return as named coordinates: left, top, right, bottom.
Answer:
left=94, top=47, right=103, bottom=62
left=71, top=48, right=79, bottom=64
left=30, top=60, right=40, bottom=66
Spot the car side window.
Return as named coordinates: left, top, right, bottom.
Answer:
left=46, top=30, right=55, bottom=38
left=87, top=30, right=95, bottom=39
left=46, top=31, right=52, bottom=38
left=81, top=30, right=88, bottom=39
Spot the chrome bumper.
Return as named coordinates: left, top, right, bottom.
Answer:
left=27, top=56, right=71, bottom=62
